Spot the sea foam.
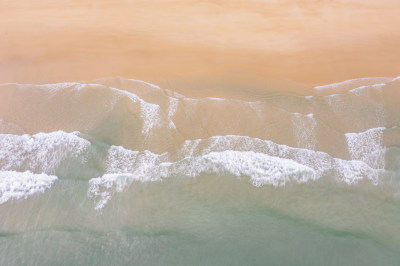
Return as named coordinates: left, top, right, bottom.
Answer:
left=0, top=171, right=57, bottom=204
left=291, top=113, right=317, bottom=150
left=0, top=131, right=90, bottom=174
left=345, top=127, right=385, bottom=169
left=87, top=134, right=386, bottom=209
left=0, top=77, right=398, bottom=209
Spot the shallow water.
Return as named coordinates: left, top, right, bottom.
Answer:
left=0, top=76, right=400, bottom=265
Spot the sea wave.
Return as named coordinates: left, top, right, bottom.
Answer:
left=0, top=76, right=399, bottom=208
left=0, top=76, right=399, bottom=154
left=0, top=129, right=395, bottom=209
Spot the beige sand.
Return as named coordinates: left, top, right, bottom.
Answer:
left=1, top=0, right=399, bottom=87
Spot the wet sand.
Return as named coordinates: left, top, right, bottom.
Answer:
left=1, top=0, right=399, bottom=87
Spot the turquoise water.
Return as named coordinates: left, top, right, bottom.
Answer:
left=1, top=175, right=400, bottom=265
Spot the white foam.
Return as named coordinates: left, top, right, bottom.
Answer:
left=89, top=82, right=177, bottom=135
left=87, top=134, right=385, bottom=209
left=314, top=77, right=389, bottom=91
left=348, top=83, right=385, bottom=95
left=16, top=81, right=171, bottom=137
left=0, top=131, right=90, bottom=174
left=333, top=159, right=382, bottom=185
left=126, top=78, right=163, bottom=90
left=199, top=136, right=385, bottom=186
left=291, top=113, right=317, bottom=150
left=205, top=97, right=227, bottom=102
left=88, top=145, right=164, bottom=209
left=181, top=135, right=386, bottom=183
left=167, top=97, right=179, bottom=129
left=106, top=86, right=163, bottom=135
left=101, top=84, right=169, bottom=136
left=345, top=127, right=385, bottom=168
left=36, top=82, right=81, bottom=91
left=88, top=173, right=135, bottom=210
left=186, top=151, right=317, bottom=187
left=3, top=78, right=394, bottom=209
left=104, top=145, right=162, bottom=179
left=178, top=138, right=202, bottom=158
left=87, top=148, right=318, bottom=209
left=167, top=97, right=179, bottom=118
left=0, top=171, right=57, bottom=204
left=139, top=100, right=161, bottom=135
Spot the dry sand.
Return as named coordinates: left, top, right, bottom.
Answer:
left=1, top=0, right=399, bottom=87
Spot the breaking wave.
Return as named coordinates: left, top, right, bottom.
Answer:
left=0, top=76, right=399, bottom=208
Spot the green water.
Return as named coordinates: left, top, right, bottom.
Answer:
left=1, top=174, right=400, bottom=266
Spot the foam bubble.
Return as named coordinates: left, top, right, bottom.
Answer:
left=333, top=159, right=383, bottom=185
left=88, top=173, right=135, bottom=210
left=88, top=145, right=165, bottom=210
left=186, top=151, right=317, bottom=187
left=106, top=86, right=163, bottom=135
left=2, top=77, right=396, bottom=210
left=104, top=145, right=163, bottom=179
left=167, top=97, right=179, bottom=129
left=314, top=77, right=391, bottom=92
left=14, top=81, right=173, bottom=138
left=0, top=131, right=90, bottom=174
left=87, top=148, right=318, bottom=209
left=126, top=78, right=163, bottom=90
left=0, top=171, right=57, bottom=204
left=348, top=83, right=385, bottom=96
left=139, top=100, right=161, bottom=135
left=345, top=127, right=385, bottom=168
left=87, top=135, right=386, bottom=210
left=291, top=113, right=317, bottom=150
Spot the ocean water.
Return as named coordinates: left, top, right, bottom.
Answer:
left=0, top=76, right=400, bottom=265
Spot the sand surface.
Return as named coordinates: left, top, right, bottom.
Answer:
left=1, top=0, right=400, bottom=87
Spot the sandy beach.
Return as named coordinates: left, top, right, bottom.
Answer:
left=1, top=2, right=400, bottom=265
left=1, top=0, right=399, bottom=87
